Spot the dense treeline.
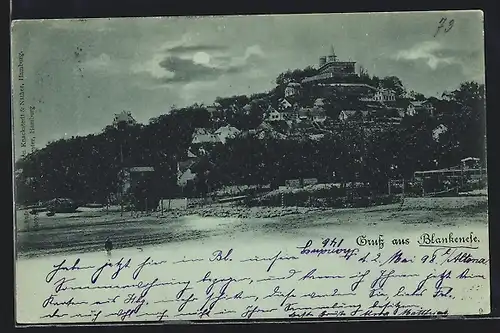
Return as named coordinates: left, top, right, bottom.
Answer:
left=14, top=66, right=485, bottom=205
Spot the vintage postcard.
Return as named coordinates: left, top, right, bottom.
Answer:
left=11, top=11, right=488, bottom=324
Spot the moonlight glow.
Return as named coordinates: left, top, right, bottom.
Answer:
left=193, top=51, right=211, bottom=65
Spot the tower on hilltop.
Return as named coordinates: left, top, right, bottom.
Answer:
left=326, top=45, right=338, bottom=63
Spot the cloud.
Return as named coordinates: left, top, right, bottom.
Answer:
left=157, top=56, right=243, bottom=83
left=149, top=44, right=265, bottom=83
left=392, top=40, right=484, bottom=82
left=131, top=53, right=175, bottom=80
left=393, top=41, right=458, bottom=70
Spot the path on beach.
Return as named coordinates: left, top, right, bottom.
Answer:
left=15, top=196, right=488, bottom=258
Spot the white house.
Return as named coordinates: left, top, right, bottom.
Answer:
left=361, top=88, right=396, bottom=102
left=297, top=107, right=327, bottom=123
left=191, top=128, right=221, bottom=145
left=278, top=98, right=293, bottom=110
left=432, top=124, right=448, bottom=142
left=264, top=106, right=284, bottom=122
left=406, top=100, right=435, bottom=116
left=177, top=160, right=197, bottom=187
left=215, top=125, right=241, bottom=143
left=177, top=167, right=196, bottom=187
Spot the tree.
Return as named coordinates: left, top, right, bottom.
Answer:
left=275, top=66, right=319, bottom=86
left=409, top=90, right=426, bottom=101
left=381, top=76, right=406, bottom=97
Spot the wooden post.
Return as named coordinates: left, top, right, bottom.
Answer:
left=388, top=180, right=391, bottom=195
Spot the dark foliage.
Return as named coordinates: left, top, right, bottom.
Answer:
left=14, top=68, right=485, bottom=205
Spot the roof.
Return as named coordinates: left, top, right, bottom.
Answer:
left=280, top=98, right=292, bottom=104
left=215, top=125, right=240, bottom=133
left=215, top=125, right=241, bottom=141
left=378, top=88, right=395, bottom=94
left=287, top=82, right=301, bottom=87
left=341, top=110, right=358, bottom=116
left=314, top=98, right=325, bottom=106
left=257, top=121, right=274, bottom=131
left=192, top=128, right=221, bottom=144
left=461, top=157, right=480, bottom=162
left=178, top=160, right=197, bottom=173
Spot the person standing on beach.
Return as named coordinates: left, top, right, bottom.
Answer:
left=105, top=237, right=113, bottom=258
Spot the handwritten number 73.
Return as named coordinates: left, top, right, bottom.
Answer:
left=434, top=17, right=455, bottom=37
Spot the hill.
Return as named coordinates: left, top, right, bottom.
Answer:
left=14, top=65, right=485, bottom=207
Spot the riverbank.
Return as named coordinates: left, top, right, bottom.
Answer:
left=15, top=194, right=488, bottom=258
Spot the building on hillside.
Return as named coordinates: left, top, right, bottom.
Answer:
left=384, top=99, right=412, bottom=117
left=285, top=82, right=301, bottom=98
left=407, top=100, right=435, bottom=117
left=302, top=46, right=358, bottom=84
left=254, top=121, right=288, bottom=140
left=338, top=110, right=358, bottom=122
left=264, top=106, right=284, bottom=122
left=360, top=88, right=396, bottom=102
left=461, top=157, right=481, bottom=169
left=113, top=111, right=137, bottom=128
left=215, top=125, right=241, bottom=143
left=278, top=98, right=293, bottom=110
left=316, top=83, right=377, bottom=97
left=177, top=160, right=197, bottom=187
left=432, top=124, right=448, bottom=142
left=281, top=108, right=298, bottom=122
left=191, top=128, right=221, bottom=145
left=298, top=107, right=327, bottom=123
left=314, top=98, right=326, bottom=108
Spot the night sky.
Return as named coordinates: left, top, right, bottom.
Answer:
left=11, top=11, right=484, bottom=158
